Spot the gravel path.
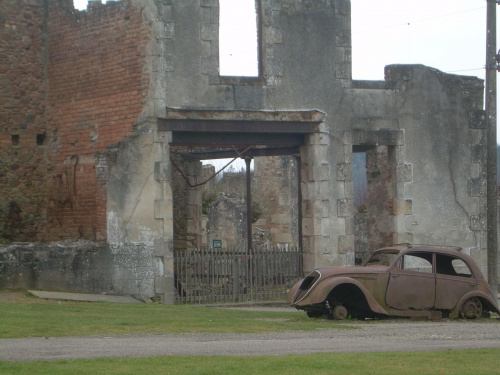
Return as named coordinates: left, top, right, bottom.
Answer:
left=1, top=320, right=499, bottom=362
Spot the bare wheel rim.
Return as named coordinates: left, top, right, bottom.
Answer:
left=332, top=305, right=348, bottom=320
left=460, top=297, right=483, bottom=319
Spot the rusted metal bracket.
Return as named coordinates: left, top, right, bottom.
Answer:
left=170, top=145, right=255, bottom=188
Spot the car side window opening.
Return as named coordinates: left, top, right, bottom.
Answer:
left=364, top=251, right=399, bottom=266
left=399, top=252, right=433, bottom=273
left=435, top=254, right=472, bottom=278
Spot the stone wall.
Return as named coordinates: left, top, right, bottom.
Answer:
left=0, top=240, right=158, bottom=299
left=0, top=0, right=494, bottom=300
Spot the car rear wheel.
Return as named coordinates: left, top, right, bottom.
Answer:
left=459, top=297, right=483, bottom=319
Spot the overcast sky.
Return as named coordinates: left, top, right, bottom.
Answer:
left=74, top=0, right=496, bottom=143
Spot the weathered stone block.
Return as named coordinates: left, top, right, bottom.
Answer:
left=468, top=177, right=485, bottom=197
left=154, top=237, right=173, bottom=257
left=393, top=199, right=412, bottom=215
left=470, top=110, right=486, bottom=129
left=470, top=214, right=486, bottom=231
left=200, top=23, right=217, bottom=41
left=165, top=22, right=175, bottom=38
left=264, top=26, right=282, bottom=44
left=307, top=133, right=330, bottom=145
left=154, top=161, right=170, bottom=181
left=315, top=235, right=332, bottom=254
left=470, top=144, right=486, bottom=164
left=154, top=276, right=175, bottom=298
left=201, top=56, right=217, bottom=75
left=335, top=0, right=350, bottom=15
left=337, top=198, right=353, bottom=217
left=338, top=235, right=353, bottom=254
left=337, top=162, right=352, bottom=181
left=154, top=199, right=173, bottom=220
left=396, top=163, right=413, bottom=182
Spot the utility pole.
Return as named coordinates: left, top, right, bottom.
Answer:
left=486, top=0, right=498, bottom=301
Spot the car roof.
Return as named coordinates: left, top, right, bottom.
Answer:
left=375, top=244, right=484, bottom=278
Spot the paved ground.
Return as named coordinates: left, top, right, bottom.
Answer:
left=27, top=290, right=140, bottom=304
left=1, top=320, right=499, bottom=361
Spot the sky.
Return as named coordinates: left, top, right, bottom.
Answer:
left=73, top=0, right=497, bottom=149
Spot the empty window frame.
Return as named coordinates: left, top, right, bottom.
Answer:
left=436, top=254, right=472, bottom=278
left=219, top=0, right=259, bottom=77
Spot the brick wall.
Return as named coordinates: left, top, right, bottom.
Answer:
left=45, top=0, right=149, bottom=241
left=0, top=0, right=48, bottom=242
left=0, top=0, right=149, bottom=242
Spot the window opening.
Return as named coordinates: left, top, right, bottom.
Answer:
left=436, top=254, right=472, bottom=278
left=36, top=133, right=46, bottom=146
left=11, top=135, right=19, bottom=145
left=401, top=252, right=433, bottom=273
left=219, top=0, right=259, bottom=77
left=353, top=151, right=368, bottom=265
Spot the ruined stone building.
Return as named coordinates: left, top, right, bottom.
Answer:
left=0, top=0, right=493, bottom=302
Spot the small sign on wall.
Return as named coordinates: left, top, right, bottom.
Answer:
left=213, top=240, right=222, bottom=249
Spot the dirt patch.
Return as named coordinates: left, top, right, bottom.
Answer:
left=0, top=290, right=34, bottom=303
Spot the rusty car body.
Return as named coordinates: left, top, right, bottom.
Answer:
left=288, top=244, right=500, bottom=320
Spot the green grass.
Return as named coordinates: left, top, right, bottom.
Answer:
left=0, top=291, right=347, bottom=338
left=1, top=350, right=499, bottom=375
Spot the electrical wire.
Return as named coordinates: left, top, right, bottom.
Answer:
left=353, top=6, right=485, bottom=35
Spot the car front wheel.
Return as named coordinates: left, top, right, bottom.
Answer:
left=459, top=297, right=483, bottom=319
left=331, top=305, right=348, bottom=320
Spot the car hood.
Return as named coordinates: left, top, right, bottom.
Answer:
left=314, top=265, right=388, bottom=278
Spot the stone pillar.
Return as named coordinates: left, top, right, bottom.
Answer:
left=153, top=131, right=175, bottom=304
left=301, top=132, right=336, bottom=273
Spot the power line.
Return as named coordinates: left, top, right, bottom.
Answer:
left=353, top=6, right=485, bottom=35
left=445, top=67, right=484, bottom=73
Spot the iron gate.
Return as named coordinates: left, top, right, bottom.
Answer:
left=174, top=247, right=303, bottom=304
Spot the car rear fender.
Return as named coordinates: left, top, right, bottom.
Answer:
left=303, top=276, right=388, bottom=316
left=449, top=290, right=500, bottom=319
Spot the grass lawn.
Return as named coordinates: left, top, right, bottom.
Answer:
left=1, top=290, right=499, bottom=375
left=0, top=290, right=348, bottom=338
left=1, top=350, right=499, bottom=375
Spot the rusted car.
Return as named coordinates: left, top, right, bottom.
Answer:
left=288, top=244, right=500, bottom=320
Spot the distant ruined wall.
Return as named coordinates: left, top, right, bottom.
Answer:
left=253, top=156, right=299, bottom=250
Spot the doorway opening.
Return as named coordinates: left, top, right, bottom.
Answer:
left=353, top=145, right=395, bottom=264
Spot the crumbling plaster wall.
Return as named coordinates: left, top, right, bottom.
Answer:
left=344, top=65, right=486, bottom=273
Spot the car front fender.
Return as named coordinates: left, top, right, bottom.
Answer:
left=295, top=276, right=388, bottom=316
left=449, top=290, right=500, bottom=319
left=287, top=279, right=302, bottom=305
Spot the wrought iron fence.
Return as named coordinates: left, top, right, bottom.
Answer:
left=174, top=247, right=303, bottom=304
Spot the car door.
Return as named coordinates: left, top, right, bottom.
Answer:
left=435, top=253, right=476, bottom=310
left=385, top=252, right=435, bottom=310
